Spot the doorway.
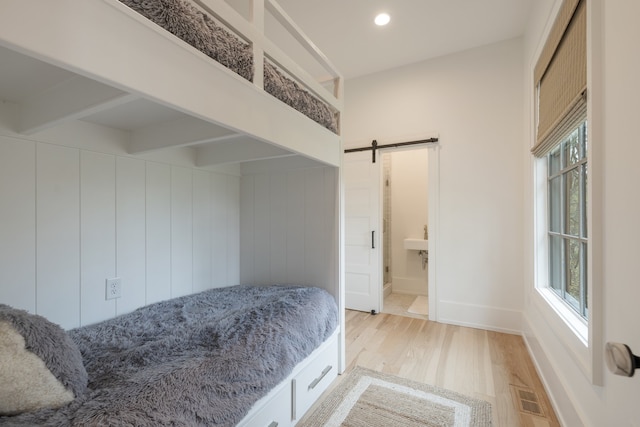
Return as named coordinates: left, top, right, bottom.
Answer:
left=343, top=139, right=438, bottom=319
left=380, top=147, right=429, bottom=319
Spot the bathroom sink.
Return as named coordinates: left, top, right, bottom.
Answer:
left=404, top=238, right=428, bottom=251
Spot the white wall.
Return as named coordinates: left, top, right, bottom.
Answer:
left=0, top=117, right=240, bottom=330
left=343, top=38, right=524, bottom=333
left=239, top=159, right=340, bottom=299
left=389, top=148, right=428, bottom=295
left=522, top=1, right=640, bottom=425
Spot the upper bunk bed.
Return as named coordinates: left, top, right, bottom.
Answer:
left=0, top=0, right=343, bottom=169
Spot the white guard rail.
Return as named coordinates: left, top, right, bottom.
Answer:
left=193, top=0, right=343, bottom=131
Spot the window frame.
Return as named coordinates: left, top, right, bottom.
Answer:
left=547, top=122, right=588, bottom=320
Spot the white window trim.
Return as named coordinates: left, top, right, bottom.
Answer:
left=532, top=122, right=602, bottom=386
left=533, top=155, right=592, bottom=378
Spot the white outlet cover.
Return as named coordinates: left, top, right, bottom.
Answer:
left=105, top=278, right=122, bottom=300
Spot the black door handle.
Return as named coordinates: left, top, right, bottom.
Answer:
left=372, top=230, right=375, bottom=249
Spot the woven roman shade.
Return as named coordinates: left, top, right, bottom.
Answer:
left=532, top=0, right=586, bottom=157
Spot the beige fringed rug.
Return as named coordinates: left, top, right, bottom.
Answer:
left=298, top=367, right=492, bottom=427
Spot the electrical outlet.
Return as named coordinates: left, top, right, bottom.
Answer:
left=105, top=277, right=122, bottom=300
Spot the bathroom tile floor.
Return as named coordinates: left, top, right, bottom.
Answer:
left=382, top=293, right=428, bottom=320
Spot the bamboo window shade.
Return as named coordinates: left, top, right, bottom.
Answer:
left=532, top=0, right=586, bottom=157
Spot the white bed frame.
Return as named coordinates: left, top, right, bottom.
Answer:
left=0, top=1, right=344, bottom=424
left=0, top=0, right=342, bottom=167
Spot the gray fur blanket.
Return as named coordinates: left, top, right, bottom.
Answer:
left=1, top=285, right=338, bottom=426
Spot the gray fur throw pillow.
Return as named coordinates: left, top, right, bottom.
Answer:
left=0, top=305, right=87, bottom=415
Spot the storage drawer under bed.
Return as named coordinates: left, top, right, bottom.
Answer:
left=238, top=331, right=339, bottom=427
left=292, top=336, right=339, bottom=422
left=241, top=381, right=292, bottom=427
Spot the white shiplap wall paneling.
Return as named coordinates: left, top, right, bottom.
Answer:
left=304, top=167, right=325, bottom=288
left=80, top=151, right=116, bottom=326
left=239, top=166, right=338, bottom=291
left=227, top=176, right=240, bottom=286
left=36, top=143, right=81, bottom=329
left=210, top=173, right=240, bottom=288
left=116, top=157, right=146, bottom=315
left=210, top=173, right=229, bottom=288
left=170, top=166, right=193, bottom=298
left=0, top=137, right=36, bottom=312
left=1, top=130, right=247, bottom=327
left=253, top=176, right=271, bottom=284
left=192, top=170, right=212, bottom=293
left=269, top=172, right=288, bottom=284
left=324, top=168, right=339, bottom=297
left=239, top=176, right=255, bottom=285
left=286, top=169, right=306, bottom=285
left=145, top=162, right=172, bottom=304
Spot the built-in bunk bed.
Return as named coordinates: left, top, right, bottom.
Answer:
left=0, top=0, right=343, bottom=425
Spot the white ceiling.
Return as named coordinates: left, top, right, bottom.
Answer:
left=270, top=0, right=535, bottom=80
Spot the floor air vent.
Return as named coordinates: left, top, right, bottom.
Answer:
left=510, top=385, right=545, bottom=417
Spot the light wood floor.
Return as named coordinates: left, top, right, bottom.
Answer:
left=342, top=309, right=560, bottom=427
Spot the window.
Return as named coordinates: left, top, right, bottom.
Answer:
left=547, top=121, right=588, bottom=319
left=530, top=0, right=602, bottom=386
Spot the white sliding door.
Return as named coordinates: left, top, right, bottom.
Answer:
left=344, top=151, right=381, bottom=313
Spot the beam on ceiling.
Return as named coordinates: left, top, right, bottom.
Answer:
left=19, top=76, right=137, bottom=134
left=195, top=135, right=294, bottom=166
left=128, top=116, right=236, bottom=154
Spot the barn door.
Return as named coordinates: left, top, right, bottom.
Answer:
left=343, top=151, right=381, bottom=313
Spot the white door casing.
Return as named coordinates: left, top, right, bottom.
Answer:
left=343, top=151, right=381, bottom=313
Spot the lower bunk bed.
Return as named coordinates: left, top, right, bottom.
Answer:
left=0, top=285, right=339, bottom=426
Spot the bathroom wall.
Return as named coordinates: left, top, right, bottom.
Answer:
left=389, top=148, right=429, bottom=295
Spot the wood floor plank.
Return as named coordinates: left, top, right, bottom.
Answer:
left=341, top=310, right=560, bottom=427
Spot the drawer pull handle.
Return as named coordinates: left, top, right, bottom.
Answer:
left=292, top=378, right=297, bottom=420
left=268, top=423, right=278, bottom=427
left=308, top=365, right=333, bottom=391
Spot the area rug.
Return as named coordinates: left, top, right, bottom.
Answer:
left=298, top=367, right=492, bottom=427
left=408, top=295, right=429, bottom=316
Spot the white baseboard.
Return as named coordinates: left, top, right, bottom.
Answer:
left=437, top=300, right=521, bottom=334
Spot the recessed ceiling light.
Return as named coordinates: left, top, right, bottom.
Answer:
left=374, top=13, right=390, bottom=26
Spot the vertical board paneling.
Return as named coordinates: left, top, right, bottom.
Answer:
left=269, top=173, right=287, bottom=283
left=193, top=170, right=212, bottom=293
left=305, top=168, right=325, bottom=288
left=239, top=176, right=255, bottom=284
left=239, top=166, right=338, bottom=290
left=286, top=169, right=306, bottom=284
left=146, top=162, right=171, bottom=304
left=0, top=138, right=35, bottom=311
left=253, top=176, right=271, bottom=283
left=211, top=173, right=228, bottom=288
left=170, top=166, right=193, bottom=298
left=227, top=176, right=240, bottom=286
left=36, top=143, right=80, bottom=329
left=80, top=151, right=116, bottom=326
left=324, top=168, right=339, bottom=296
left=116, top=157, right=146, bottom=315
left=1, top=134, right=248, bottom=326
